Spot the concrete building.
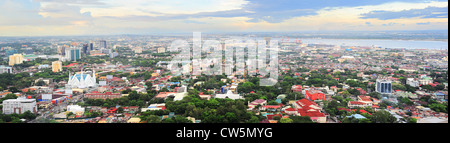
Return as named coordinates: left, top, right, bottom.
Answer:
left=406, top=78, right=420, bottom=87
left=0, top=65, right=12, bottom=74
left=157, top=47, right=166, bottom=53
left=133, top=47, right=142, bottom=54
left=67, top=105, right=85, bottom=115
left=52, top=61, right=63, bottom=72
left=215, top=90, right=243, bottom=100
left=84, top=91, right=121, bottom=100
left=348, top=101, right=372, bottom=108
left=2, top=97, right=37, bottom=114
left=99, top=40, right=107, bottom=49
left=65, top=47, right=81, bottom=61
left=9, top=54, right=23, bottom=66
left=419, top=76, right=433, bottom=85
left=376, top=79, right=392, bottom=95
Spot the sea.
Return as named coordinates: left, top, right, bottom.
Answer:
left=300, top=38, right=448, bottom=50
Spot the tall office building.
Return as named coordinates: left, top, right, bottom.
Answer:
left=376, top=79, right=392, bottom=95
left=52, top=61, right=63, bottom=72
left=90, top=43, right=94, bottom=50
left=65, top=47, right=81, bottom=61
left=58, top=45, right=69, bottom=56
left=99, top=40, right=107, bottom=49
left=264, top=37, right=272, bottom=45
left=82, top=44, right=89, bottom=54
left=9, top=54, right=24, bottom=66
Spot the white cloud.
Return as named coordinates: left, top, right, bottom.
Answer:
left=78, top=0, right=249, bottom=17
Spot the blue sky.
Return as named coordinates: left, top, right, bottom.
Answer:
left=0, top=0, right=448, bottom=36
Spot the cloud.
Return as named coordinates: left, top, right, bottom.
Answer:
left=361, top=6, right=448, bottom=20
left=183, top=20, right=207, bottom=24
left=0, top=0, right=448, bottom=36
left=236, top=0, right=449, bottom=23
left=33, top=0, right=105, bottom=5
left=417, top=22, right=431, bottom=25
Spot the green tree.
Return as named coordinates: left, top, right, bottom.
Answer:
left=408, top=118, right=417, bottom=123
left=290, top=116, right=314, bottom=123
left=144, top=115, right=161, bottom=123
left=280, top=118, right=293, bottom=123
left=371, top=110, right=396, bottom=123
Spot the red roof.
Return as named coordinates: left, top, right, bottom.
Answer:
left=263, top=105, right=282, bottom=109
left=338, top=108, right=351, bottom=112
left=285, top=108, right=296, bottom=112
left=305, top=90, right=326, bottom=101
left=64, top=63, right=78, bottom=68
left=297, top=108, right=325, bottom=117
left=349, top=101, right=367, bottom=105
left=295, top=99, right=319, bottom=108
left=266, top=114, right=282, bottom=120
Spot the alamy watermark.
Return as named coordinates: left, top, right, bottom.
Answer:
left=167, top=32, right=279, bottom=86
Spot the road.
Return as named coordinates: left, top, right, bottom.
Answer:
left=29, top=94, right=84, bottom=123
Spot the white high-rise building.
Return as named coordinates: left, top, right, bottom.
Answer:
left=2, top=97, right=37, bottom=114
left=0, top=65, right=12, bottom=74
left=376, top=79, right=392, bottom=95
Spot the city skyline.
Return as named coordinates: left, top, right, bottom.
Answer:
left=0, top=0, right=448, bottom=36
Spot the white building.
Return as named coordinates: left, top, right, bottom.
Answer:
left=376, top=79, right=392, bottom=95
left=67, top=105, right=85, bottom=115
left=215, top=90, right=243, bottom=100
left=67, top=70, right=97, bottom=89
left=2, top=97, right=37, bottom=114
left=419, top=77, right=433, bottom=85
left=406, top=78, right=420, bottom=87
left=0, top=65, right=12, bottom=74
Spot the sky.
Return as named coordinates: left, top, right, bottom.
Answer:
left=0, top=0, right=448, bottom=36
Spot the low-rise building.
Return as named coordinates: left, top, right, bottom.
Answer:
left=215, top=90, right=243, bottom=100
left=67, top=105, right=85, bottom=116
left=2, top=97, right=37, bottom=114
left=348, top=101, right=372, bottom=108
left=84, top=91, right=122, bottom=100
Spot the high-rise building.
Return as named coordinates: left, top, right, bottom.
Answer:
left=158, top=47, right=166, bottom=53
left=89, top=43, right=94, bottom=50
left=82, top=44, right=89, bottom=54
left=376, top=79, right=392, bottom=95
left=52, top=61, right=62, bottom=72
left=99, top=40, right=107, bottom=49
left=264, top=37, right=272, bottom=45
left=0, top=65, right=13, bottom=74
left=65, top=47, right=81, bottom=61
left=57, top=45, right=66, bottom=56
left=8, top=54, right=23, bottom=66
left=110, top=52, right=119, bottom=58
left=102, top=48, right=112, bottom=54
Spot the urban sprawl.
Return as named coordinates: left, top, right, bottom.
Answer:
left=0, top=34, right=448, bottom=123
